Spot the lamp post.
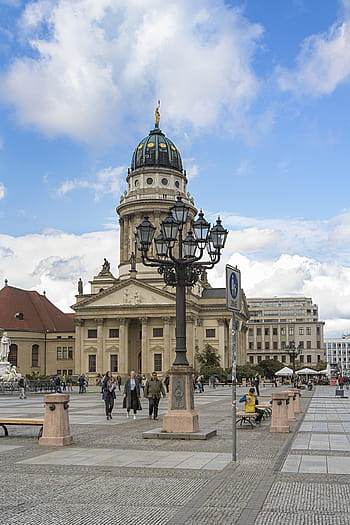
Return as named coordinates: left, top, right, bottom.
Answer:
left=285, top=341, right=301, bottom=386
left=136, top=196, right=227, bottom=433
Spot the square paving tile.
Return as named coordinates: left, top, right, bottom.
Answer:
left=299, top=455, right=327, bottom=473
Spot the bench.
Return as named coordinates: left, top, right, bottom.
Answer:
left=258, top=404, right=272, bottom=419
left=0, top=418, right=44, bottom=439
left=235, top=412, right=257, bottom=429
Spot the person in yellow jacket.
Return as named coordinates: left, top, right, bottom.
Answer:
left=239, top=387, right=264, bottom=424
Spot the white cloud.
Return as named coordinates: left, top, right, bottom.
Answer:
left=0, top=182, right=6, bottom=199
left=0, top=229, right=119, bottom=312
left=183, top=158, right=199, bottom=180
left=209, top=251, right=350, bottom=337
left=0, top=0, right=263, bottom=143
left=1, top=210, right=350, bottom=336
left=56, top=166, right=125, bottom=199
left=277, top=4, right=350, bottom=96
left=235, top=159, right=250, bottom=177
left=226, top=228, right=280, bottom=253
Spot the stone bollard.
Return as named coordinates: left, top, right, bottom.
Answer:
left=39, top=394, right=73, bottom=446
left=286, top=391, right=296, bottom=422
left=270, top=392, right=290, bottom=433
left=292, top=388, right=301, bottom=414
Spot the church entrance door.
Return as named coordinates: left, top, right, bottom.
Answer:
left=128, top=320, right=142, bottom=374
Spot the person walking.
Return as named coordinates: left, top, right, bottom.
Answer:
left=18, top=376, right=26, bottom=399
left=123, top=371, right=142, bottom=419
left=61, top=374, right=67, bottom=391
left=197, top=374, right=205, bottom=393
left=144, top=372, right=166, bottom=420
left=54, top=374, right=62, bottom=393
left=78, top=374, right=85, bottom=394
left=209, top=375, right=216, bottom=389
left=254, top=374, right=260, bottom=396
left=67, top=375, right=73, bottom=391
left=116, top=375, right=122, bottom=392
left=102, top=371, right=116, bottom=420
left=141, top=375, right=147, bottom=394
left=163, top=375, right=170, bottom=393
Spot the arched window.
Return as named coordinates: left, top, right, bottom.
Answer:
left=32, top=344, right=39, bottom=367
left=8, top=344, right=18, bottom=367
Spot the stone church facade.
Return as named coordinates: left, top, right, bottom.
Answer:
left=72, top=115, right=249, bottom=379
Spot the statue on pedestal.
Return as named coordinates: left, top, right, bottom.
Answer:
left=0, top=332, right=11, bottom=362
left=100, top=258, right=111, bottom=274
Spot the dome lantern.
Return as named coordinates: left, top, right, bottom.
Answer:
left=131, top=104, right=183, bottom=173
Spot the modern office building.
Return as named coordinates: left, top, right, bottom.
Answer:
left=325, top=334, right=350, bottom=375
left=246, top=297, right=325, bottom=368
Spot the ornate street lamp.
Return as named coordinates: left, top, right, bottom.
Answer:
left=285, top=341, right=302, bottom=384
left=136, top=196, right=227, bottom=433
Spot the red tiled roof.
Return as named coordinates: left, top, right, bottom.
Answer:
left=0, top=285, right=75, bottom=332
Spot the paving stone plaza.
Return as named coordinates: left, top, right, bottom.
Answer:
left=1, top=384, right=350, bottom=524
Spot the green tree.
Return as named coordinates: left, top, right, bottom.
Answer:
left=195, top=344, right=225, bottom=381
left=313, top=360, right=327, bottom=372
left=236, top=364, right=256, bottom=382
left=256, top=359, right=283, bottom=378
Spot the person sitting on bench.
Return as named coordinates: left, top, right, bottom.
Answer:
left=239, top=387, right=264, bottom=425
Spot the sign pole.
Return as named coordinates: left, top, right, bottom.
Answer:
left=226, top=264, right=241, bottom=463
left=231, top=312, right=237, bottom=462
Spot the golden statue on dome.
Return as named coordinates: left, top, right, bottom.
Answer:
left=155, top=99, right=161, bottom=127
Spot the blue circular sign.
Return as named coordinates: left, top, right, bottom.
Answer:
left=229, top=272, right=238, bottom=300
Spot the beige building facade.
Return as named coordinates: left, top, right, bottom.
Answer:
left=0, top=284, right=75, bottom=377
left=246, top=297, right=325, bottom=368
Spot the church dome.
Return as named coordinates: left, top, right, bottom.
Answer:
left=131, top=112, right=183, bottom=173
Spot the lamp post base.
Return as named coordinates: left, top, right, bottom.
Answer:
left=162, top=365, right=199, bottom=433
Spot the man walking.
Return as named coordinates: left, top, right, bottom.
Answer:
left=144, top=372, right=166, bottom=420
left=18, top=376, right=26, bottom=399
left=254, top=374, right=260, bottom=396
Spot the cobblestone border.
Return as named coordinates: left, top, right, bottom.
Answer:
left=235, top=391, right=314, bottom=525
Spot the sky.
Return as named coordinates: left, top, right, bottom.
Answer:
left=0, top=0, right=350, bottom=337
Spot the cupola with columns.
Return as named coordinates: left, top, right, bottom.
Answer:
left=117, top=103, right=197, bottom=283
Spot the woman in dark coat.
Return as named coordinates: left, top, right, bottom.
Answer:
left=102, top=371, right=116, bottom=420
left=123, top=370, right=142, bottom=419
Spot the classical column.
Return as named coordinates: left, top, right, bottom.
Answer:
left=162, top=317, right=171, bottom=372
left=217, top=319, right=225, bottom=366
left=119, top=318, right=129, bottom=375
left=140, top=317, right=149, bottom=373
left=74, top=319, right=85, bottom=375
left=96, top=319, right=104, bottom=375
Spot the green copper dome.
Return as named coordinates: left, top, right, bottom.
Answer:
left=131, top=124, right=183, bottom=173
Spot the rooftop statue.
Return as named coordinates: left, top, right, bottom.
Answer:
left=155, top=99, right=160, bottom=127
left=101, top=258, right=111, bottom=274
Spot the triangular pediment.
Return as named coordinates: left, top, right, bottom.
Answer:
left=72, top=279, right=176, bottom=310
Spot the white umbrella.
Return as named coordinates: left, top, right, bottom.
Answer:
left=296, top=367, right=318, bottom=375
left=275, top=366, right=293, bottom=376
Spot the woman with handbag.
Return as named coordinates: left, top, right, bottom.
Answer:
left=123, top=370, right=142, bottom=419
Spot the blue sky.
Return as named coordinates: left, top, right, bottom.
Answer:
left=0, top=0, right=350, bottom=336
